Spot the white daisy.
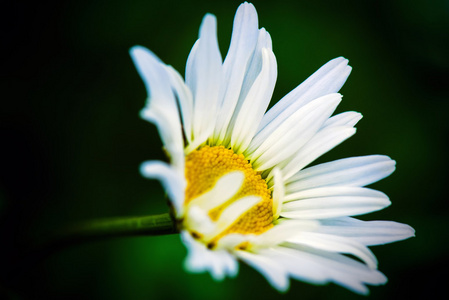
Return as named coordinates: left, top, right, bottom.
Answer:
left=130, top=2, right=414, bottom=295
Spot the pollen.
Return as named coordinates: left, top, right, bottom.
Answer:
left=185, top=146, right=274, bottom=239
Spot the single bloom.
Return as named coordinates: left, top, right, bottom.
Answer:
left=130, top=2, right=414, bottom=295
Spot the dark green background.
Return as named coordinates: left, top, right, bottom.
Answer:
left=2, top=0, right=448, bottom=299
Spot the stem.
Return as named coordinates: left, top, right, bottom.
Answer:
left=4, top=213, right=178, bottom=286
left=49, top=212, right=178, bottom=250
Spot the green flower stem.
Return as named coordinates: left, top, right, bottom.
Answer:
left=37, top=212, right=178, bottom=258
left=53, top=212, right=178, bottom=247
left=5, top=213, right=178, bottom=288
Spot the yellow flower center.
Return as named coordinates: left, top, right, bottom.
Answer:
left=184, top=146, right=274, bottom=244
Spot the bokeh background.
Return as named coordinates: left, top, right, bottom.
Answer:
left=2, top=0, right=448, bottom=299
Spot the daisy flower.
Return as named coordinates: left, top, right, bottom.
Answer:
left=130, top=2, right=414, bottom=295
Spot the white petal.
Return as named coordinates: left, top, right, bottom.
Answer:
left=130, top=46, right=170, bottom=100
left=246, top=94, right=342, bottom=170
left=184, top=206, right=216, bottom=236
left=235, top=250, right=289, bottom=292
left=257, top=247, right=329, bottom=285
left=139, top=107, right=184, bottom=171
left=271, top=168, right=284, bottom=219
left=228, top=46, right=277, bottom=154
left=323, top=111, right=363, bottom=128
left=281, top=187, right=391, bottom=219
left=287, top=232, right=378, bottom=269
left=130, top=46, right=184, bottom=170
left=224, top=28, right=275, bottom=152
left=317, top=217, right=416, bottom=246
left=212, top=2, right=259, bottom=144
left=215, top=233, right=253, bottom=250
left=234, top=28, right=273, bottom=107
left=185, top=40, right=199, bottom=89
left=187, top=171, right=244, bottom=212
left=182, top=231, right=238, bottom=280
left=286, top=155, right=396, bottom=191
left=251, top=220, right=319, bottom=249
left=187, top=14, right=223, bottom=144
left=257, top=57, right=351, bottom=136
left=280, top=244, right=387, bottom=295
left=165, top=65, right=194, bottom=144
left=140, top=161, right=185, bottom=217
left=280, top=126, right=356, bottom=181
left=205, top=196, right=261, bottom=240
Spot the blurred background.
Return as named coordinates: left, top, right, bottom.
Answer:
left=1, top=0, right=448, bottom=299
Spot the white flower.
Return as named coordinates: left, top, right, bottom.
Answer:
left=130, top=2, right=414, bottom=295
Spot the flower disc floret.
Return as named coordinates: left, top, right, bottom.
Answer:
left=184, top=145, right=273, bottom=239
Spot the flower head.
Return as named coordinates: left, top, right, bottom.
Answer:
left=130, top=2, right=414, bottom=295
